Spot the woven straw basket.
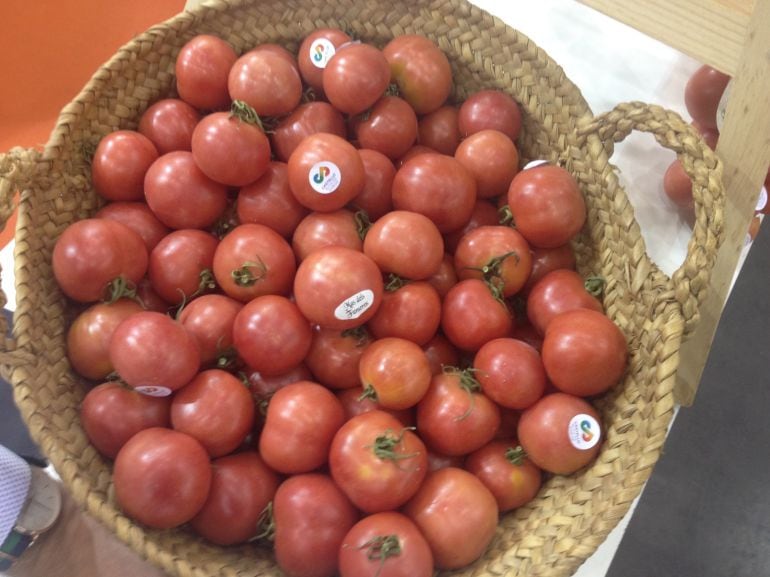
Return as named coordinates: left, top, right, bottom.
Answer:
left=0, top=0, right=724, bottom=576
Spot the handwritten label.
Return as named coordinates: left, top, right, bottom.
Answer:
left=334, top=289, right=375, bottom=321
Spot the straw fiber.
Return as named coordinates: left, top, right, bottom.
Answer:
left=0, top=1, right=724, bottom=576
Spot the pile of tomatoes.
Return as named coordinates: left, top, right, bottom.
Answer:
left=54, top=29, right=628, bottom=577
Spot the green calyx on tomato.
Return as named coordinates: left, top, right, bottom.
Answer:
left=584, top=276, right=606, bottom=298
left=442, top=365, right=483, bottom=421
left=231, top=257, right=268, bottom=287
left=359, top=534, right=403, bottom=577
left=354, top=209, right=372, bottom=240
left=498, top=204, right=515, bottom=227
left=505, top=445, right=527, bottom=466
left=464, top=251, right=520, bottom=302
left=255, top=501, right=276, bottom=542
left=384, top=273, right=408, bottom=292
left=341, top=325, right=371, bottom=347
left=368, top=427, right=420, bottom=463
left=230, top=99, right=265, bottom=131
left=105, top=275, right=139, bottom=305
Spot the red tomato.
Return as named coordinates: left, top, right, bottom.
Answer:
left=95, top=201, right=170, bottom=252
left=339, top=512, right=434, bottom=577
left=507, top=164, right=586, bottom=248
left=109, top=311, right=200, bottom=395
left=367, top=280, right=441, bottom=346
left=291, top=209, right=363, bottom=262
left=273, top=473, right=358, bottom=577
left=383, top=35, right=452, bottom=115
left=458, top=89, right=522, bottom=141
left=526, top=268, right=604, bottom=335
left=351, top=96, right=418, bottom=160
left=392, top=152, right=477, bottom=233
left=190, top=451, right=279, bottom=545
left=247, top=364, right=314, bottom=414
left=684, top=65, right=731, bottom=130
left=336, top=387, right=415, bottom=428
left=441, top=279, right=513, bottom=351
left=293, top=246, right=384, bottom=330
left=442, top=199, right=501, bottom=255
left=259, top=381, right=345, bottom=474
left=465, top=440, right=542, bottom=512
left=212, top=223, right=296, bottom=302
left=359, top=337, right=432, bottom=410
left=397, top=145, right=436, bottom=167
left=363, top=210, right=444, bottom=280
left=52, top=218, right=148, bottom=303
left=455, top=129, right=519, bottom=199
left=177, top=294, right=242, bottom=366
left=148, top=229, right=218, bottom=305
left=297, top=28, right=352, bottom=93
left=422, top=334, right=460, bottom=375
left=352, top=148, right=396, bottom=221
left=416, top=368, right=501, bottom=456
left=426, top=253, right=459, bottom=298
left=91, top=130, right=159, bottom=202
left=237, top=161, right=309, bottom=238
left=288, top=133, right=365, bottom=212
left=517, top=392, right=603, bottom=475
left=191, top=108, right=271, bottom=186
left=541, top=308, right=627, bottom=397
left=663, top=158, right=695, bottom=210
left=232, top=295, right=312, bottom=376
left=144, top=151, right=228, bottom=230
left=304, top=325, right=372, bottom=390
left=228, top=47, right=302, bottom=117
left=175, top=34, right=237, bottom=111
left=323, top=42, right=391, bottom=115
left=113, top=427, right=212, bottom=529
left=171, top=369, right=255, bottom=457
left=329, top=411, right=428, bottom=512
left=454, top=225, right=533, bottom=298
left=135, top=278, right=171, bottom=313
left=66, top=298, right=144, bottom=380
left=271, top=101, right=347, bottom=162
left=403, top=467, right=498, bottom=570
left=473, top=337, right=546, bottom=410
left=417, top=105, right=461, bottom=155
left=80, top=381, right=171, bottom=459
left=521, top=243, right=577, bottom=294
left=138, top=98, right=201, bottom=154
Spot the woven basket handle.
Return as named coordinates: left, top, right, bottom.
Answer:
left=577, top=102, right=724, bottom=336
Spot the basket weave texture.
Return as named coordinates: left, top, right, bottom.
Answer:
left=0, top=1, right=724, bottom=576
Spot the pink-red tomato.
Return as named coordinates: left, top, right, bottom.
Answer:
left=273, top=473, right=359, bottom=577
left=443, top=199, right=501, bottom=255
left=148, top=229, right=219, bottom=305
left=473, top=337, right=546, bottom=410
left=191, top=110, right=271, bottom=186
left=541, top=308, right=627, bottom=397
left=329, top=410, right=428, bottom=512
left=175, top=34, right=237, bottom=111
left=521, top=243, right=577, bottom=294
left=177, top=293, right=243, bottom=366
left=417, top=105, right=461, bottom=155
left=291, top=209, right=363, bottom=262
left=458, top=89, right=522, bottom=142
left=426, top=253, right=459, bottom=298
left=422, top=334, right=460, bottom=375
left=237, top=161, right=310, bottom=238
left=465, top=440, right=542, bottom=512
left=91, top=130, right=159, bottom=202
left=138, top=98, right=201, bottom=154
left=441, top=278, right=513, bottom=351
left=288, top=132, right=365, bottom=212
left=517, top=392, right=603, bottom=475
left=80, top=381, right=171, bottom=459
left=293, top=246, right=384, bottom=330
left=212, top=223, right=296, bottom=302
left=392, top=152, right=477, bottom=233
left=351, top=96, right=418, bottom=160
left=383, top=35, right=452, bottom=115
left=416, top=369, right=501, bottom=456
left=247, top=364, right=314, bottom=412
left=336, top=387, right=415, bottom=428
left=113, top=427, right=212, bottom=529
left=455, top=129, right=520, bottom=199
left=297, top=27, right=352, bottom=93
left=135, top=278, right=171, bottom=313
left=52, top=218, right=148, bottom=303
left=358, top=337, right=432, bottom=410
left=323, top=42, right=391, bottom=115
left=403, top=467, right=498, bottom=570
left=526, top=268, right=604, bottom=335
left=507, top=164, right=586, bottom=248
left=304, top=325, right=372, bottom=390
left=66, top=298, right=144, bottom=380
left=109, top=311, right=200, bottom=395
left=367, top=280, right=441, bottom=346
left=663, top=159, right=695, bottom=210
left=259, top=381, right=345, bottom=474
left=271, top=101, right=347, bottom=163
left=684, top=65, right=731, bottom=130
left=143, top=151, right=228, bottom=229
left=190, top=451, right=279, bottom=545
left=232, top=294, right=313, bottom=376
left=351, top=148, right=396, bottom=221
left=228, top=48, right=302, bottom=117
left=363, top=210, right=444, bottom=280
left=95, top=201, right=170, bottom=252
left=339, top=511, right=434, bottom=577
left=171, top=369, right=255, bottom=457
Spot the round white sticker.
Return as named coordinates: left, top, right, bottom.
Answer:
left=334, top=289, right=375, bottom=321
left=756, top=187, right=767, bottom=212
left=523, top=159, right=550, bottom=170
left=309, top=161, right=342, bottom=194
left=309, top=38, right=336, bottom=69
left=134, top=385, right=173, bottom=397
left=568, top=414, right=601, bottom=450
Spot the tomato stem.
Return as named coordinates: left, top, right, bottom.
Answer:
left=358, top=384, right=378, bottom=403
left=384, top=273, right=407, bottom=292
left=354, top=209, right=372, bottom=240
left=369, top=428, right=420, bottom=462
left=584, top=276, right=606, bottom=298
left=443, top=366, right=482, bottom=421
left=230, top=99, right=265, bottom=131
left=254, top=501, right=275, bottom=542
left=232, top=257, right=268, bottom=287
left=464, top=251, right=519, bottom=304
left=105, top=276, right=139, bottom=305
left=498, top=204, right=515, bottom=227
left=341, top=326, right=370, bottom=347
left=505, top=445, right=527, bottom=466
left=359, top=534, right=402, bottom=577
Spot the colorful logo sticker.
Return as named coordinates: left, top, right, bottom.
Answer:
left=309, top=38, right=336, bottom=68
left=568, top=414, right=601, bottom=450
left=309, top=161, right=342, bottom=194
left=334, top=289, right=375, bottom=321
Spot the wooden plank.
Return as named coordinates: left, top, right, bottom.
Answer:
left=577, top=0, right=753, bottom=75
left=675, top=0, right=770, bottom=404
